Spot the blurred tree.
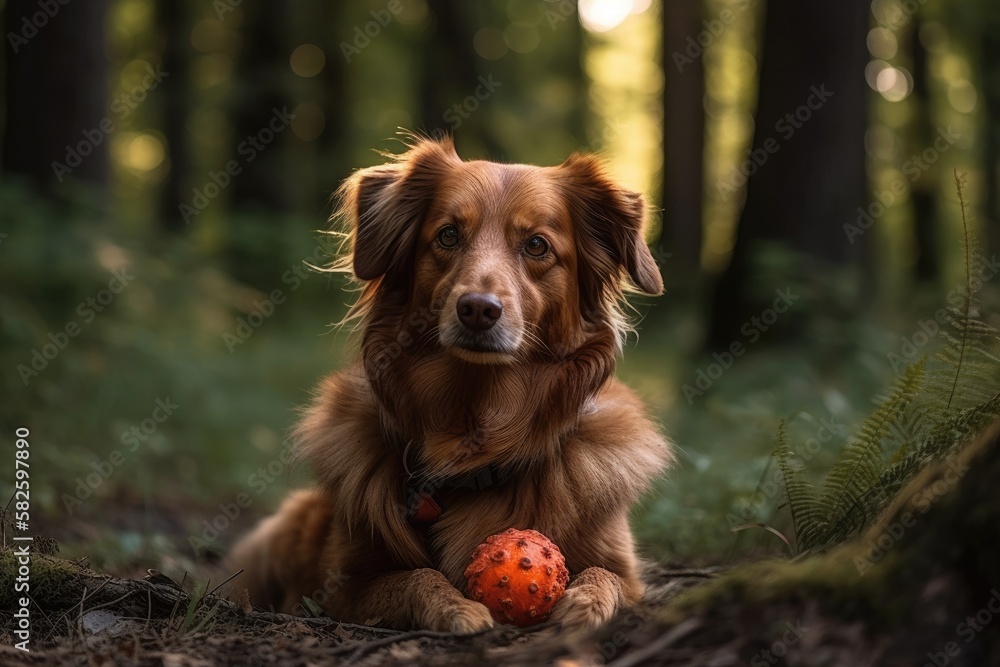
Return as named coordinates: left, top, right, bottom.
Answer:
left=229, top=2, right=292, bottom=212
left=2, top=0, right=110, bottom=193
left=420, top=0, right=502, bottom=155
left=660, top=0, right=705, bottom=273
left=317, top=1, right=349, bottom=195
left=707, top=0, right=870, bottom=350
left=909, top=19, right=941, bottom=283
left=982, top=19, right=1000, bottom=259
left=155, top=0, right=194, bottom=230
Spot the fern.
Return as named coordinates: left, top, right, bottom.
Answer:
left=773, top=420, right=821, bottom=552
left=947, top=171, right=975, bottom=410
left=914, top=172, right=1000, bottom=422
left=771, top=172, right=1000, bottom=556
left=879, top=392, right=1000, bottom=499
left=800, top=363, right=924, bottom=550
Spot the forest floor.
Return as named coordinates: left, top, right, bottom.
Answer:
left=3, top=421, right=999, bottom=666
left=0, top=556, right=879, bottom=667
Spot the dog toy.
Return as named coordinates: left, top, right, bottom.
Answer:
left=464, top=528, right=569, bottom=627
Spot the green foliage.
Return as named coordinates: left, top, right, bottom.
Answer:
left=0, top=183, right=348, bottom=514
left=774, top=420, right=820, bottom=549
left=772, top=173, right=1000, bottom=555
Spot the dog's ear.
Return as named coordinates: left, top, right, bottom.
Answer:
left=559, top=153, right=664, bottom=297
left=338, top=138, right=459, bottom=281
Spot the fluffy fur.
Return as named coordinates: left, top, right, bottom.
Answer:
left=227, top=137, right=672, bottom=632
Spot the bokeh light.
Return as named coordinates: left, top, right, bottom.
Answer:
left=875, top=66, right=912, bottom=102
left=918, top=21, right=948, bottom=53
left=113, top=132, right=165, bottom=172
left=866, top=27, right=897, bottom=59
left=578, top=0, right=634, bottom=33
left=474, top=27, right=509, bottom=59
left=290, top=44, right=325, bottom=78
left=504, top=22, right=540, bottom=54
left=947, top=80, right=977, bottom=113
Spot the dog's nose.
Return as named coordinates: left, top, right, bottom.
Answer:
left=457, top=293, right=503, bottom=331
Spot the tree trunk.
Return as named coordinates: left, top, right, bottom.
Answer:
left=419, top=0, right=502, bottom=156
left=660, top=0, right=705, bottom=274
left=153, top=0, right=191, bottom=232
left=706, top=0, right=870, bottom=350
left=229, top=3, right=292, bottom=212
left=2, top=0, right=110, bottom=193
left=982, top=30, right=1000, bottom=260
left=910, top=19, right=940, bottom=283
left=154, top=0, right=193, bottom=231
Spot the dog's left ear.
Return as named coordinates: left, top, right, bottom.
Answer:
left=559, top=153, right=664, bottom=296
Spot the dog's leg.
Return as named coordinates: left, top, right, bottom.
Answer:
left=549, top=566, right=629, bottom=630
left=353, top=568, right=495, bottom=633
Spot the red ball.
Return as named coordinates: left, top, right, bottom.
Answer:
left=464, top=528, right=569, bottom=627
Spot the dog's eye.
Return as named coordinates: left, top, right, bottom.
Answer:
left=524, top=235, right=549, bottom=257
left=437, top=225, right=460, bottom=249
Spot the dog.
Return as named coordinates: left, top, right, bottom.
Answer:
left=227, top=136, right=672, bottom=633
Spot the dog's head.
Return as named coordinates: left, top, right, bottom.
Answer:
left=336, top=137, right=663, bottom=365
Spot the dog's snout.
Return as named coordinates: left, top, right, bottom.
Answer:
left=457, top=293, right=503, bottom=331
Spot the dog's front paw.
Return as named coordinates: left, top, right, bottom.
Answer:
left=549, top=567, right=624, bottom=631
left=442, top=599, right=495, bottom=634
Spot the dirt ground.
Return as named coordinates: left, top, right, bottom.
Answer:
left=0, top=552, right=988, bottom=667
left=3, top=422, right=999, bottom=666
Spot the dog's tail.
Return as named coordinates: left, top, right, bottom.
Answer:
left=224, top=487, right=333, bottom=614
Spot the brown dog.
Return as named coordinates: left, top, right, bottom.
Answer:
left=227, top=137, right=672, bottom=632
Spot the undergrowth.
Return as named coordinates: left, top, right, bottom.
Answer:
left=768, top=172, right=1000, bottom=554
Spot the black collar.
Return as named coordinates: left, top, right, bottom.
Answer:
left=404, top=464, right=511, bottom=523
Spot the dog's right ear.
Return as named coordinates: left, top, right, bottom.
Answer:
left=339, top=137, right=459, bottom=281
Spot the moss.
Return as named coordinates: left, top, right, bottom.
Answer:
left=0, top=550, right=88, bottom=610
left=659, top=546, right=903, bottom=626
left=659, top=420, right=1000, bottom=633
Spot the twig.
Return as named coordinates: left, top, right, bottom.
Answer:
left=606, top=618, right=702, bottom=667
left=206, top=568, right=244, bottom=598
left=656, top=569, right=719, bottom=578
